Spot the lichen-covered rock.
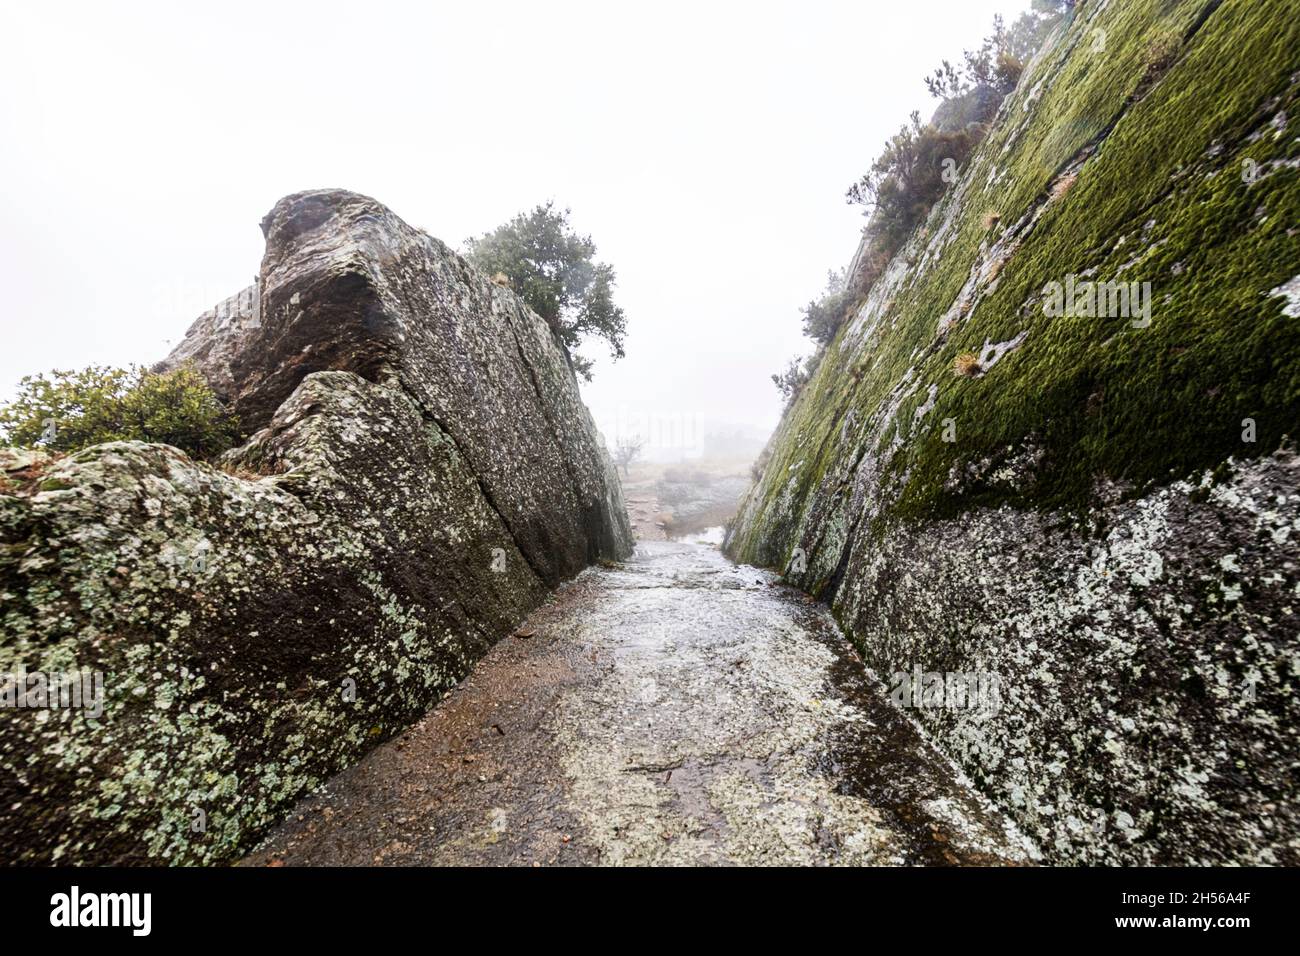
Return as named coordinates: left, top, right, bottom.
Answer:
left=0, top=190, right=631, bottom=864
left=728, top=0, right=1300, bottom=864
left=162, top=188, right=631, bottom=585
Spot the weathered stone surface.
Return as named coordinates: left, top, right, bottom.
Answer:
left=825, top=451, right=1300, bottom=864
left=161, top=189, right=630, bottom=585
left=728, top=0, right=1300, bottom=864
left=241, top=543, right=1036, bottom=867
left=0, top=190, right=631, bottom=864
left=156, top=283, right=262, bottom=402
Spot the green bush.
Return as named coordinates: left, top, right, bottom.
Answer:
left=465, top=201, right=627, bottom=381
left=771, top=351, right=822, bottom=407
left=846, top=112, right=982, bottom=257
left=801, top=269, right=852, bottom=346
left=839, top=6, right=1068, bottom=309
left=0, top=363, right=241, bottom=461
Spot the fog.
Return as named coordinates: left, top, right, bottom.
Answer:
left=0, top=0, right=1031, bottom=456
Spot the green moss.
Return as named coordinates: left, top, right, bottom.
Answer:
left=900, top=0, right=1300, bottom=518
left=734, top=0, right=1300, bottom=572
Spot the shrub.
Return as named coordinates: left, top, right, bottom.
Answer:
left=0, top=363, right=240, bottom=460
left=846, top=113, right=982, bottom=256
left=926, top=8, right=1068, bottom=103
left=661, top=466, right=712, bottom=486
left=772, top=353, right=819, bottom=406
left=656, top=481, right=698, bottom=507
left=801, top=269, right=852, bottom=345
left=953, top=352, right=983, bottom=378
left=771, top=357, right=807, bottom=405
left=1139, top=32, right=1182, bottom=91
left=838, top=6, right=1068, bottom=313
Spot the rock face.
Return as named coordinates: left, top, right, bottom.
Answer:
left=0, top=189, right=632, bottom=864
left=728, top=0, right=1300, bottom=864
left=162, top=189, right=631, bottom=585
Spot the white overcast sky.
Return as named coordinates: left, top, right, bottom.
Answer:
left=0, top=0, right=1031, bottom=451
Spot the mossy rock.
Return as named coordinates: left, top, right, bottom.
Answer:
left=728, top=0, right=1300, bottom=864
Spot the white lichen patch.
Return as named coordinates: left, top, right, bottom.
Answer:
left=1267, top=274, right=1300, bottom=317
left=2, top=194, right=633, bottom=865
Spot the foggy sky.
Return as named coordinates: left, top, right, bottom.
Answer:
left=0, top=0, right=1031, bottom=452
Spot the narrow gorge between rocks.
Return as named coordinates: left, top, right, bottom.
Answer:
left=2, top=0, right=1298, bottom=878
left=242, top=541, right=1034, bottom=867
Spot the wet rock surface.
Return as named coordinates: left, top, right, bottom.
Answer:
left=833, top=450, right=1300, bottom=865
left=243, top=542, right=1035, bottom=866
left=657, top=472, right=749, bottom=536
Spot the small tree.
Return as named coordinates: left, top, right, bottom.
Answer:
left=801, top=269, right=851, bottom=345
left=465, top=202, right=627, bottom=381
left=924, top=16, right=1023, bottom=101
left=924, top=9, right=1064, bottom=104
left=613, top=434, right=644, bottom=477
left=772, top=356, right=813, bottom=407
left=846, top=112, right=980, bottom=255
left=0, top=363, right=240, bottom=460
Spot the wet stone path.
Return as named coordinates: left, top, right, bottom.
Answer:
left=243, top=542, right=1036, bottom=866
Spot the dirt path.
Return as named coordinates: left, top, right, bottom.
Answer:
left=242, top=542, right=1036, bottom=866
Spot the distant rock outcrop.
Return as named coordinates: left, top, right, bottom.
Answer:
left=0, top=189, right=631, bottom=864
